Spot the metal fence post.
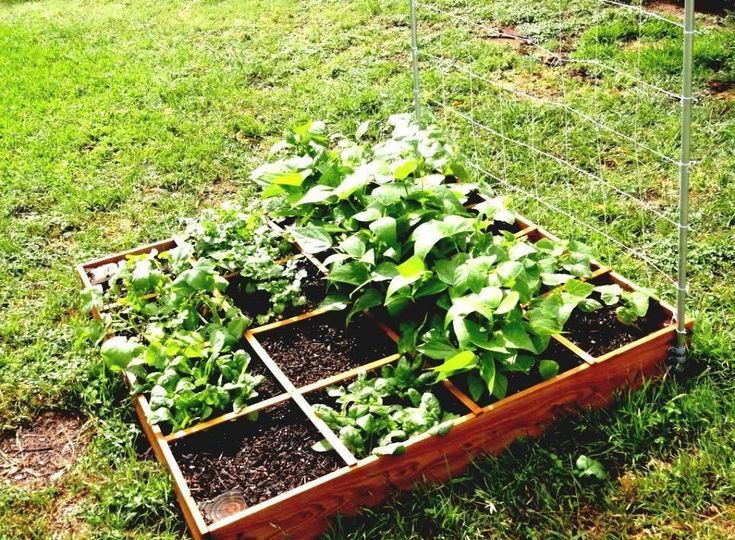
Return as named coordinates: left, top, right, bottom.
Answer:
left=671, top=0, right=695, bottom=371
left=409, top=0, right=421, bottom=125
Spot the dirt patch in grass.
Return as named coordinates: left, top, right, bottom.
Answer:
left=648, top=0, right=734, bottom=16
left=0, top=411, right=89, bottom=489
left=708, top=80, right=735, bottom=100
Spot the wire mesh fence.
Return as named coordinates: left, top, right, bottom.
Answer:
left=407, top=0, right=694, bottom=352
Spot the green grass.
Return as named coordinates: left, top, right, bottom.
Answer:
left=1, top=0, right=735, bottom=537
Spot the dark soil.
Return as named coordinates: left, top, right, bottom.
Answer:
left=487, top=220, right=520, bottom=236
left=172, top=403, right=344, bottom=521
left=226, top=256, right=326, bottom=323
left=245, top=345, right=286, bottom=401
left=257, top=313, right=397, bottom=388
left=0, top=411, right=88, bottom=488
left=563, top=295, right=670, bottom=357
left=452, top=339, right=584, bottom=408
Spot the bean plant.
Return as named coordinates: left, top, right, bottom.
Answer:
left=256, top=115, right=650, bottom=401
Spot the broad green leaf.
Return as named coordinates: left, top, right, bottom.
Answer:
left=564, top=279, right=595, bottom=300
left=273, top=170, right=309, bottom=186
left=411, top=220, right=445, bottom=260
left=290, top=224, right=332, bottom=254
left=539, top=359, right=560, bottom=380
left=493, top=372, right=508, bottom=399
left=579, top=298, right=603, bottom=312
left=435, top=256, right=465, bottom=286
left=327, top=262, right=370, bottom=286
left=101, top=336, right=144, bottom=372
left=509, top=242, right=536, bottom=261
left=372, top=261, right=399, bottom=282
left=467, top=373, right=484, bottom=402
left=393, top=158, right=418, bottom=180
left=348, top=288, right=384, bottom=323
left=444, top=288, right=501, bottom=327
left=562, top=252, right=592, bottom=277
left=352, top=206, right=383, bottom=223
left=433, top=350, right=477, bottom=374
left=441, top=215, right=475, bottom=236
left=319, top=294, right=349, bottom=311
left=541, top=273, right=574, bottom=287
left=335, top=165, right=371, bottom=199
left=397, top=255, right=426, bottom=278
left=501, top=321, right=535, bottom=351
left=495, top=290, right=520, bottom=315
left=527, top=295, right=565, bottom=336
left=369, top=216, right=397, bottom=246
left=479, top=354, right=496, bottom=394
left=339, top=235, right=366, bottom=258
left=454, top=256, right=497, bottom=294
left=418, top=336, right=459, bottom=360
left=371, top=183, right=405, bottom=206
left=595, top=284, right=623, bottom=305
left=385, top=274, right=420, bottom=301
left=496, top=261, right=523, bottom=284
left=628, top=290, right=650, bottom=316
left=414, top=278, right=448, bottom=298
left=296, top=185, right=334, bottom=205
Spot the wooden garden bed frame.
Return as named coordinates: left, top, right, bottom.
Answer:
left=77, top=214, right=692, bottom=540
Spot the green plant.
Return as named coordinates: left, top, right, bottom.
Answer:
left=257, top=116, right=609, bottom=400
left=183, top=203, right=309, bottom=324
left=312, top=357, right=456, bottom=457
left=593, top=284, right=651, bottom=325
left=80, top=206, right=308, bottom=430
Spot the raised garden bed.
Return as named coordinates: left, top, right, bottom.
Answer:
left=77, top=209, right=690, bottom=539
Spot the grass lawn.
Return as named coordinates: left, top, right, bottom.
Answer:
left=1, top=0, right=735, bottom=537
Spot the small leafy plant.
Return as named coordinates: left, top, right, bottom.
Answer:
left=81, top=203, right=313, bottom=432
left=311, top=357, right=457, bottom=457
left=593, top=283, right=651, bottom=325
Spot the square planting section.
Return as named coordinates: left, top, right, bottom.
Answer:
left=251, top=312, right=398, bottom=388
left=450, top=338, right=586, bottom=408
left=562, top=275, right=673, bottom=359
left=171, top=402, right=345, bottom=524
left=225, top=255, right=327, bottom=322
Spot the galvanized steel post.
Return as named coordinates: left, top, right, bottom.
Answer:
left=672, top=0, right=695, bottom=370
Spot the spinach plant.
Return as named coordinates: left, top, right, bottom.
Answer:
left=312, top=357, right=457, bottom=457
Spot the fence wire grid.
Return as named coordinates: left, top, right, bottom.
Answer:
left=407, top=0, right=695, bottom=354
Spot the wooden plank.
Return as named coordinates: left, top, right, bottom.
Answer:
left=125, top=375, right=208, bottom=539
left=80, top=238, right=179, bottom=270
left=440, top=379, right=481, bottom=415
left=297, top=354, right=401, bottom=395
left=248, top=307, right=334, bottom=335
left=164, top=393, right=291, bottom=443
left=551, top=334, right=596, bottom=365
left=291, top=391, right=358, bottom=467
left=207, top=321, right=675, bottom=539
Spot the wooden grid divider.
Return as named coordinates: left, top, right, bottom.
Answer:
left=244, top=328, right=359, bottom=467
